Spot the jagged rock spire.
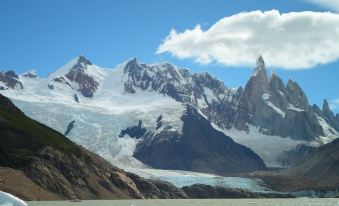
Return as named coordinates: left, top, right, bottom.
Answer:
left=71, top=55, right=92, bottom=71
left=322, top=99, right=334, bottom=120
left=256, top=55, right=265, bottom=69
left=286, top=79, right=308, bottom=110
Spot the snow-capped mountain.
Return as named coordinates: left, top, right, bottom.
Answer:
left=0, top=55, right=338, bottom=170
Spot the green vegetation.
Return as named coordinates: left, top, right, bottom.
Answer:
left=0, top=94, right=80, bottom=168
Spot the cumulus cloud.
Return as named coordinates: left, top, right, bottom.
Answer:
left=157, top=10, right=339, bottom=69
left=305, top=0, right=339, bottom=12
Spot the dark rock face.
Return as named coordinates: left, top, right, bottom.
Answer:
left=23, top=72, right=37, bottom=78
left=0, top=70, right=23, bottom=89
left=73, top=94, right=79, bottom=103
left=155, top=115, right=163, bottom=130
left=48, top=84, right=54, bottom=89
left=281, top=109, right=323, bottom=141
left=64, top=120, right=75, bottom=136
left=286, top=80, right=308, bottom=110
left=65, top=56, right=99, bottom=97
left=134, top=104, right=266, bottom=175
left=323, top=99, right=334, bottom=120
left=119, top=120, right=146, bottom=139
left=321, top=99, right=339, bottom=131
left=53, top=77, right=72, bottom=88
left=235, top=56, right=269, bottom=131
left=269, top=74, right=288, bottom=109
left=182, top=184, right=292, bottom=199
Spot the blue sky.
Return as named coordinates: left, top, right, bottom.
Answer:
left=1, top=0, right=339, bottom=112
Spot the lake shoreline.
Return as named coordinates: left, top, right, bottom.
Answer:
left=27, top=198, right=339, bottom=206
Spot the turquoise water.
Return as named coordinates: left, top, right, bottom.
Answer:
left=28, top=199, right=339, bottom=206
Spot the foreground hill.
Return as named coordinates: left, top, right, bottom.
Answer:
left=253, top=138, right=339, bottom=194
left=284, top=138, right=339, bottom=188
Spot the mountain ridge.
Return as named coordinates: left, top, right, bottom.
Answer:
left=0, top=55, right=338, bottom=170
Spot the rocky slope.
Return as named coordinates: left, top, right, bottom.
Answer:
left=284, top=138, right=339, bottom=188
left=0, top=94, right=186, bottom=200
left=133, top=104, right=266, bottom=175
left=253, top=138, right=339, bottom=193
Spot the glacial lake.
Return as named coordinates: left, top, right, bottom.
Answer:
left=28, top=199, right=339, bottom=206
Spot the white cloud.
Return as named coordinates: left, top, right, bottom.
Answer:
left=330, top=99, right=339, bottom=111
left=305, top=0, right=339, bottom=12
left=157, top=10, right=339, bottom=69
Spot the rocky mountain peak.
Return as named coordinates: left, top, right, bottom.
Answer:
left=286, top=79, right=308, bottom=110
left=256, top=55, right=265, bottom=66
left=235, top=56, right=269, bottom=130
left=268, top=74, right=288, bottom=109
left=322, top=99, right=334, bottom=120
left=123, top=57, right=141, bottom=74
left=22, top=70, right=37, bottom=78
left=253, top=55, right=267, bottom=77
left=73, top=55, right=92, bottom=69
left=192, top=72, right=224, bottom=91
left=63, top=56, right=99, bottom=97
left=5, top=70, right=19, bottom=79
left=250, top=55, right=269, bottom=90
left=269, top=74, right=285, bottom=92
left=0, top=70, right=23, bottom=90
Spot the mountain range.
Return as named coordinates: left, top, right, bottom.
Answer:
left=0, top=55, right=338, bottom=197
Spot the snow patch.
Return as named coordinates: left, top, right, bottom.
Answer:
left=287, top=104, right=305, bottom=112
left=316, top=115, right=338, bottom=144
left=262, top=93, right=285, bottom=118
left=211, top=123, right=319, bottom=167
left=203, top=87, right=218, bottom=104
left=262, top=93, right=270, bottom=101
